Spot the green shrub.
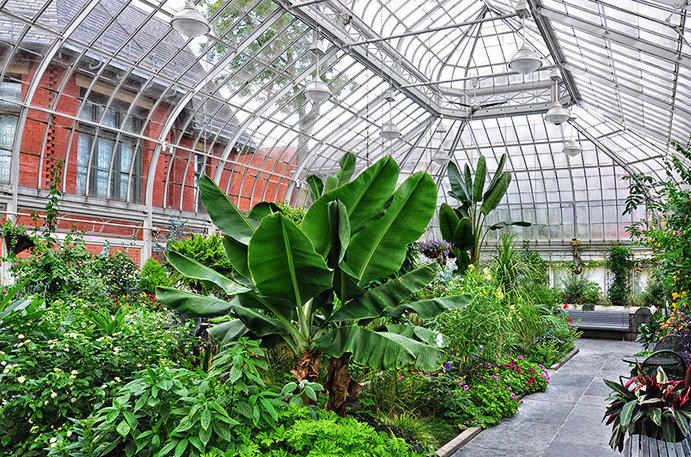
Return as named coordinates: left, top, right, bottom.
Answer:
left=138, top=258, right=169, bottom=294
left=276, top=202, right=306, bottom=224
left=166, top=234, right=234, bottom=295
left=607, top=246, right=633, bottom=306
left=0, top=298, right=195, bottom=456
left=561, top=277, right=602, bottom=304
left=91, top=251, right=140, bottom=298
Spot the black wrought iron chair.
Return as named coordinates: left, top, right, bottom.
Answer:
left=640, top=350, right=688, bottom=380
left=652, top=334, right=682, bottom=353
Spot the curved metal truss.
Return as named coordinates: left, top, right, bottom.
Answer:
left=0, top=0, right=687, bottom=263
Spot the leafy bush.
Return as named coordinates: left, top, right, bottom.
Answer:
left=166, top=233, right=234, bottom=295
left=276, top=202, right=307, bottom=224
left=138, top=258, right=169, bottom=294
left=0, top=298, right=195, bottom=456
left=91, top=251, right=140, bottom=299
left=561, top=277, right=602, bottom=304
left=607, top=246, right=633, bottom=306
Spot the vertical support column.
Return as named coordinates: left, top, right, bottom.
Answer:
left=141, top=212, right=153, bottom=266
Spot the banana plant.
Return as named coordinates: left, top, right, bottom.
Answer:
left=440, top=154, right=529, bottom=272
left=305, top=152, right=356, bottom=202
left=157, top=155, right=470, bottom=414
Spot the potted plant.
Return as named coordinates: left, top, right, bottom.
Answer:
left=603, top=366, right=691, bottom=452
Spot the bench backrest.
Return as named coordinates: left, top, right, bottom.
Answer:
left=569, top=310, right=630, bottom=325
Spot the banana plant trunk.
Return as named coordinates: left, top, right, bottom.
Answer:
left=324, top=354, right=363, bottom=416
left=290, top=350, right=322, bottom=382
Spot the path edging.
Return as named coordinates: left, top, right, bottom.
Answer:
left=435, top=347, right=580, bottom=457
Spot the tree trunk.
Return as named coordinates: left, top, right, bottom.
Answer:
left=290, top=350, right=322, bottom=382
left=324, top=354, right=363, bottom=416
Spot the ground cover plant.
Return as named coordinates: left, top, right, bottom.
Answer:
left=0, top=153, right=578, bottom=456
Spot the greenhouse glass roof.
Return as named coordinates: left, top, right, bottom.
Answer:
left=0, top=0, right=688, bottom=244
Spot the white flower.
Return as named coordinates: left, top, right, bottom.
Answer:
left=50, top=391, right=57, bottom=399
left=114, top=377, right=121, bottom=383
left=17, top=334, right=24, bottom=339
left=70, top=369, right=78, bottom=375
left=50, top=443, right=57, bottom=448
left=66, top=431, right=72, bottom=438
left=70, top=397, right=76, bottom=403
left=49, top=437, right=57, bottom=443
left=17, top=376, right=25, bottom=383
left=1, top=361, right=6, bottom=366
left=3, top=367, right=9, bottom=374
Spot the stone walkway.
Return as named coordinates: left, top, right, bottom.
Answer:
left=453, top=338, right=640, bottom=457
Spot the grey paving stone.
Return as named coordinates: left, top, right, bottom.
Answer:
left=446, top=339, right=642, bottom=457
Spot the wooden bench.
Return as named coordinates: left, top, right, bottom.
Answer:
left=568, top=310, right=631, bottom=332
left=624, top=434, right=691, bottom=456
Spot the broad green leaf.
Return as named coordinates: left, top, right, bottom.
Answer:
left=336, top=152, right=356, bottom=185
left=200, top=409, right=211, bottom=431
left=326, top=200, right=350, bottom=267
left=463, top=164, right=473, bottom=202
left=453, top=217, right=474, bottom=250
left=675, top=410, right=689, bottom=436
left=303, top=385, right=317, bottom=402
left=198, top=175, right=254, bottom=244
left=619, top=400, right=636, bottom=427
left=208, top=319, right=249, bottom=345
left=483, top=154, right=507, bottom=200
left=116, top=420, right=130, bottom=437
left=302, top=156, right=399, bottom=255
left=324, top=175, right=339, bottom=194
left=386, top=295, right=471, bottom=320
left=248, top=202, right=280, bottom=223
left=167, top=251, right=249, bottom=296
left=316, top=326, right=445, bottom=371
left=446, top=161, right=467, bottom=201
left=306, top=175, right=324, bottom=201
left=344, top=172, right=437, bottom=284
left=386, top=323, right=446, bottom=348
left=473, top=156, right=487, bottom=202
left=480, top=173, right=511, bottom=216
left=222, top=235, right=249, bottom=279
left=158, top=441, right=176, bottom=457
left=439, top=203, right=460, bottom=243
left=248, top=214, right=332, bottom=306
left=228, top=294, right=290, bottom=337
left=156, top=287, right=233, bottom=317
left=331, top=264, right=438, bottom=321
left=650, top=407, right=662, bottom=426
left=174, top=439, right=188, bottom=457
left=259, top=397, right=278, bottom=421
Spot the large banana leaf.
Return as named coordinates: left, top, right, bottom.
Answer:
left=222, top=236, right=250, bottom=279
left=386, top=324, right=446, bottom=348
left=453, top=217, right=474, bottom=250
left=248, top=202, right=280, bottom=224
left=480, top=173, right=511, bottom=216
left=326, top=200, right=350, bottom=267
left=248, top=213, right=332, bottom=306
left=330, top=264, right=438, bottom=321
left=463, top=164, right=474, bottom=202
left=447, top=161, right=467, bottom=202
left=229, top=294, right=290, bottom=337
left=483, top=154, right=507, bottom=200
left=315, top=326, right=445, bottom=371
left=306, top=175, right=324, bottom=201
left=301, top=157, right=399, bottom=255
left=166, top=251, right=250, bottom=296
left=208, top=319, right=249, bottom=345
left=324, top=175, right=339, bottom=194
left=386, top=295, right=471, bottom=320
left=336, top=152, right=356, bottom=185
left=343, top=172, right=436, bottom=284
left=473, top=156, right=487, bottom=202
left=156, top=287, right=234, bottom=317
left=198, top=175, right=254, bottom=244
left=438, top=203, right=459, bottom=242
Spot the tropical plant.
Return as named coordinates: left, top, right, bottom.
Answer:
left=492, top=232, right=536, bottom=296
left=604, top=366, right=691, bottom=451
left=607, top=246, right=633, bottom=306
left=439, top=154, right=528, bottom=273
left=157, top=156, right=470, bottom=414
left=306, top=152, right=356, bottom=202
left=138, top=258, right=169, bottom=294
left=561, top=277, right=602, bottom=305
left=166, top=233, right=236, bottom=295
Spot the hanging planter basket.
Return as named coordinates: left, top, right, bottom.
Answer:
left=2, top=231, right=35, bottom=255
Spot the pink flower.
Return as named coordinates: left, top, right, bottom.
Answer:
left=463, top=385, right=469, bottom=391
left=398, top=375, right=404, bottom=380
left=511, top=393, right=516, bottom=399
left=492, top=375, right=498, bottom=381
left=517, top=355, right=524, bottom=360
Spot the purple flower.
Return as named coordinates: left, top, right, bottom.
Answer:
left=472, top=355, right=477, bottom=360
left=507, top=386, right=512, bottom=391
left=517, top=355, right=524, bottom=360
left=478, top=347, right=483, bottom=353
left=463, top=385, right=470, bottom=391
left=458, top=381, right=464, bottom=386
left=511, top=393, right=516, bottom=399
left=492, top=375, right=498, bottom=381
left=443, top=362, right=451, bottom=372
left=398, top=375, right=404, bottom=380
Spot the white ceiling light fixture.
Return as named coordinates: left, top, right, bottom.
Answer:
left=563, top=138, right=582, bottom=157
left=171, top=0, right=210, bottom=38
left=509, top=17, right=542, bottom=74
left=381, top=88, right=401, bottom=141
left=305, top=33, right=332, bottom=107
left=545, top=101, right=570, bottom=125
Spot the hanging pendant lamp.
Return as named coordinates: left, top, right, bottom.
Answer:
left=381, top=88, right=400, bottom=141
left=563, top=138, right=581, bottom=157
left=509, top=17, right=541, bottom=74
left=171, top=0, right=210, bottom=38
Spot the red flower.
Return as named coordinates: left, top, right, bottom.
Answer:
left=563, top=304, right=568, bottom=309
left=567, top=317, right=573, bottom=323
